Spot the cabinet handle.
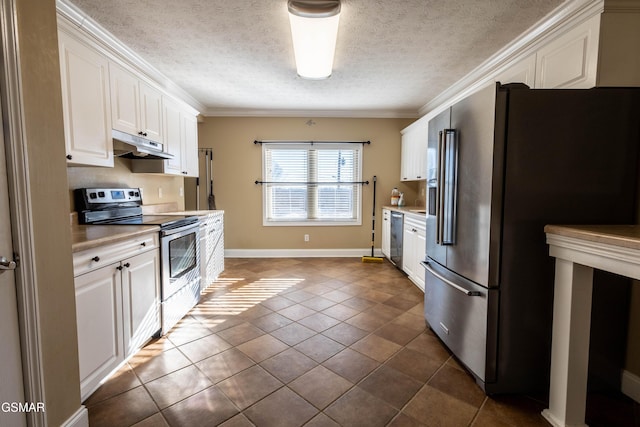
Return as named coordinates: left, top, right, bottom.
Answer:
left=116, top=265, right=123, bottom=271
left=123, top=263, right=130, bottom=268
left=66, top=154, right=72, bottom=160
left=91, top=256, right=100, bottom=262
left=141, top=242, right=146, bottom=247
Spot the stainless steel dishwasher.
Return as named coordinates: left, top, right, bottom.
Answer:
left=390, top=211, right=403, bottom=268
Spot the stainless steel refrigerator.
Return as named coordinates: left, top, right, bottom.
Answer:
left=422, top=83, right=640, bottom=394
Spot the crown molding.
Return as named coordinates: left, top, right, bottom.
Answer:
left=203, top=107, right=419, bottom=119
left=417, top=0, right=605, bottom=117
left=56, top=0, right=206, bottom=114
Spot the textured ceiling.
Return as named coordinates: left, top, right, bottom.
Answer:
left=67, top=0, right=565, bottom=116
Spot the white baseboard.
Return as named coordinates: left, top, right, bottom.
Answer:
left=62, top=406, right=88, bottom=427
left=224, top=248, right=384, bottom=258
left=622, top=370, right=640, bottom=403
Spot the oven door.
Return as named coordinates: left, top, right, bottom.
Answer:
left=161, top=223, right=201, bottom=301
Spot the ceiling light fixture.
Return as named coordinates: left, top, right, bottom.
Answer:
left=287, top=0, right=341, bottom=80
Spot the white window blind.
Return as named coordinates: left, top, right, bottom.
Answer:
left=262, top=142, right=363, bottom=226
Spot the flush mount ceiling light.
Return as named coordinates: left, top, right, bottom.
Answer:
left=287, top=0, right=341, bottom=80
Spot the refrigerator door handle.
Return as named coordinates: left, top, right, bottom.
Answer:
left=442, top=129, right=458, bottom=245
left=421, top=261, right=482, bottom=296
left=436, top=130, right=446, bottom=244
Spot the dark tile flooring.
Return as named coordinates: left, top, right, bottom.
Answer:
left=86, top=258, right=639, bottom=426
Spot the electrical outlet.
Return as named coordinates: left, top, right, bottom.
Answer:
left=304, top=234, right=309, bottom=242
left=158, top=187, right=163, bottom=198
left=179, top=187, right=184, bottom=197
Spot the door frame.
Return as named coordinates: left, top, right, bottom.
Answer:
left=0, top=0, right=46, bottom=425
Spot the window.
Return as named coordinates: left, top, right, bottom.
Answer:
left=262, top=142, right=363, bottom=226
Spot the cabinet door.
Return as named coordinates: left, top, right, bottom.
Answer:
left=401, top=119, right=428, bottom=181
left=535, top=16, right=600, bottom=89
left=139, top=81, right=164, bottom=143
left=182, top=112, right=199, bottom=177
left=121, top=249, right=160, bottom=356
left=75, top=263, right=123, bottom=400
left=162, top=96, right=185, bottom=175
left=110, top=63, right=140, bottom=135
left=381, top=209, right=391, bottom=258
left=402, top=223, right=415, bottom=278
left=58, top=32, right=113, bottom=167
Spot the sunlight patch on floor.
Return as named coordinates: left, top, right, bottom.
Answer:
left=198, top=277, right=303, bottom=316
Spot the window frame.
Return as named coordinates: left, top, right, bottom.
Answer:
left=261, top=142, right=363, bottom=227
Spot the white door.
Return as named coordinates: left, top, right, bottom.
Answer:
left=0, top=97, right=26, bottom=426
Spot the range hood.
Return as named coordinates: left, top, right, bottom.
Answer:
left=112, top=129, right=174, bottom=160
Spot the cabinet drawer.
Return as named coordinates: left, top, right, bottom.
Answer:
left=423, top=260, right=495, bottom=382
left=74, top=233, right=158, bottom=277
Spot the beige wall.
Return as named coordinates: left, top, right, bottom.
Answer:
left=14, top=0, right=81, bottom=423
left=67, top=158, right=185, bottom=211
left=199, top=117, right=416, bottom=250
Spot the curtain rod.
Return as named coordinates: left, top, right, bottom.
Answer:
left=255, top=180, right=369, bottom=185
left=254, top=140, right=371, bottom=145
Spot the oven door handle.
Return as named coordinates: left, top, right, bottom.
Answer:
left=161, top=222, right=200, bottom=237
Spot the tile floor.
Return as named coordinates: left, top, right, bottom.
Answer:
left=85, top=258, right=639, bottom=427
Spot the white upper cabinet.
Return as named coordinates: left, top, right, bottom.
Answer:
left=163, top=95, right=198, bottom=177
left=495, top=53, right=536, bottom=87
left=401, top=118, right=428, bottom=181
left=162, top=96, right=184, bottom=175
left=535, top=16, right=600, bottom=89
left=139, top=81, right=164, bottom=143
left=132, top=96, right=199, bottom=177
left=58, top=30, right=113, bottom=167
left=109, top=63, right=164, bottom=143
left=182, top=112, right=199, bottom=177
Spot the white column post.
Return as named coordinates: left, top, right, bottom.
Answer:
left=542, top=258, right=593, bottom=427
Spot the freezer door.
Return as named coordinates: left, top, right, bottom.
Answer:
left=445, top=84, right=497, bottom=287
left=426, top=107, right=450, bottom=266
left=422, top=260, right=497, bottom=384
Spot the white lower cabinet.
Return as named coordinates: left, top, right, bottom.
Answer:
left=402, top=214, right=426, bottom=291
left=381, top=208, right=391, bottom=258
left=121, top=249, right=161, bottom=356
left=74, top=262, right=123, bottom=400
left=200, top=211, right=224, bottom=290
left=73, top=233, right=160, bottom=401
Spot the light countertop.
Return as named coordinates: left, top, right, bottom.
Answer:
left=71, top=224, right=160, bottom=253
left=382, top=205, right=427, bottom=217
left=544, top=224, right=640, bottom=250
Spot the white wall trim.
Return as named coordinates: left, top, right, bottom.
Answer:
left=622, top=370, right=640, bottom=403
left=0, top=0, right=46, bottom=425
left=61, top=406, right=88, bottom=427
left=225, top=248, right=384, bottom=258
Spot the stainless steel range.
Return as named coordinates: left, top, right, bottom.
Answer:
left=75, top=188, right=201, bottom=334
